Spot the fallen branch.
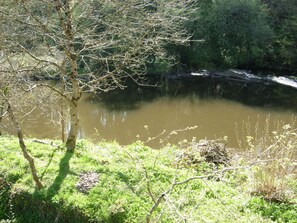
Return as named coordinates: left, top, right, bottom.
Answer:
left=31, top=139, right=61, bottom=148
left=124, top=150, right=156, bottom=204
left=145, top=163, right=260, bottom=223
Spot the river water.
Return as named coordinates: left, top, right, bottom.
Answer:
left=78, top=95, right=296, bottom=148
left=2, top=70, right=297, bottom=148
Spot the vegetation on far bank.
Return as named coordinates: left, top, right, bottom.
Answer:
left=145, top=0, right=297, bottom=74
left=0, top=132, right=296, bottom=223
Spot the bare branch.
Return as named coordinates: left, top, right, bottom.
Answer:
left=0, top=90, right=43, bottom=189
left=124, top=150, right=157, bottom=204
left=145, top=162, right=264, bottom=222
left=37, top=83, right=71, bottom=102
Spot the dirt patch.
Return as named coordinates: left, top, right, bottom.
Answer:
left=76, top=171, right=100, bottom=194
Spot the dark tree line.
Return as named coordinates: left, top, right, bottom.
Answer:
left=160, top=0, right=297, bottom=74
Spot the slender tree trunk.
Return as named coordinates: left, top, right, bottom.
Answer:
left=60, top=79, right=66, bottom=143
left=65, top=56, right=81, bottom=152
left=7, top=104, right=43, bottom=190
left=61, top=100, right=65, bottom=143
left=56, top=0, right=81, bottom=152
left=0, top=88, right=8, bottom=135
left=66, top=87, right=80, bottom=152
left=0, top=103, right=4, bottom=135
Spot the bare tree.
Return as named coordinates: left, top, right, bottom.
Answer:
left=0, top=0, right=195, bottom=151
left=0, top=78, right=43, bottom=189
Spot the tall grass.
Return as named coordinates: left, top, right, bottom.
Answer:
left=235, top=116, right=297, bottom=201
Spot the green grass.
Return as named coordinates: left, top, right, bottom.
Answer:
left=247, top=197, right=297, bottom=223
left=0, top=136, right=296, bottom=222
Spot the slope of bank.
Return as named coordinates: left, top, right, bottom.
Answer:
left=0, top=136, right=296, bottom=223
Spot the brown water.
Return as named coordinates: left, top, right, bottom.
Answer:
left=9, top=94, right=296, bottom=148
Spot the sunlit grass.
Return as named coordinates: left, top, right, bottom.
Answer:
left=0, top=136, right=296, bottom=222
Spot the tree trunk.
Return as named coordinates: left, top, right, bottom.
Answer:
left=7, top=104, right=43, bottom=190
left=60, top=79, right=66, bottom=143
left=65, top=76, right=80, bottom=152
left=57, top=0, right=81, bottom=152
left=0, top=104, right=4, bottom=135
left=61, top=100, right=65, bottom=143
left=66, top=96, right=79, bottom=152
left=0, top=91, right=7, bottom=135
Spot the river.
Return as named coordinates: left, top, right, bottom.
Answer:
left=2, top=70, right=297, bottom=149
left=78, top=95, right=296, bottom=148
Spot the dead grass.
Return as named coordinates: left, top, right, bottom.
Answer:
left=239, top=120, right=297, bottom=202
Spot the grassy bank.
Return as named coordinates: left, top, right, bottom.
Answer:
left=0, top=136, right=296, bottom=223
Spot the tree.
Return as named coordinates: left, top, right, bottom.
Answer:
left=0, top=0, right=195, bottom=151
left=261, top=0, right=297, bottom=72
left=180, top=0, right=272, bottom=69
left=0, top=50, right=63, bottom=190
left=0, top=68, right=43, bottom=189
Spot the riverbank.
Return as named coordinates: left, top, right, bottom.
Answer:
left=0, top=136, right=296, bottom=223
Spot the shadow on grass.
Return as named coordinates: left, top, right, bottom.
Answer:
left=116, top=172, right=136, bottom=194
left=40, top=147, right=58, bottom=180
left=46, top=151, right=74, bottom=198
left=18, top=151, right=90, bottom=222
left=13, top=190, right=89, bottom=223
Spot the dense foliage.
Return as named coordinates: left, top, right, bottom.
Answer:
left=170, top=0, right=297, bottom=74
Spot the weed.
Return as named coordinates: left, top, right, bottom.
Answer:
left=247, top=125, right=296, bottom=202
left=247, top=197, right=297, bottom=222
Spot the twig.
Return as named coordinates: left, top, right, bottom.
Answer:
left=145, top=164, right=260, bottom=222
left=201, top=178, right=237, bottom=220
left=0, top=110, right=7, bottom=118
left=164, top=194, right=187, bottom=222
left=145, top=130, right=166, bottom=143
left=146, top=193, right=166, bottom=223
left=124, top=150, right=156, bottom=204
left=146, top=177, right=177, bottom=223
left=37, top=83, right=71, bottom=102
left=31, top=139, right=60, bottom=148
